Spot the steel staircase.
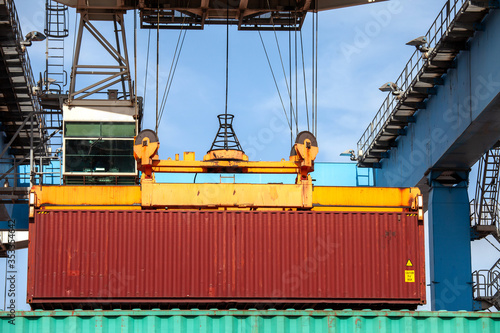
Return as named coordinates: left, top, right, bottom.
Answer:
left=357, top=0, right=494, bottom=167
left=470, top=147, right=500, bottom=242
left=473, top=258, right=500, bottom=310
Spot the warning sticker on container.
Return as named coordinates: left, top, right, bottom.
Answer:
left=405, top=270, right=415, bottom=283
left=406, top=259, right=413, bottom=267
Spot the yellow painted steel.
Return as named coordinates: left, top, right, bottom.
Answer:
left=149, top=159, right=304, bottom=174
left=141, top=182, right=312, bottom=208
left=313, top=186, right=421, bottom=210
left=32, top=184, right=421, bottom=213
left=41, top=206, right=142, bottom=210
left=32, top=185, right=141, bottom=208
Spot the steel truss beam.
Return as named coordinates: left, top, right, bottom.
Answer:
left=69, top=11, right=134, bottom=102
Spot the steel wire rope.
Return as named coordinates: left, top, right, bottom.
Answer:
left=265, top=0, right=295, bottom=144
left=157, top=1, right=191, bottom=125
left=311, top=9, right=315, bottom=136
left=485, top=237, right=500, bottom=253
left=143, top=29, right=151, bottom=112
left=224, top=3, right=229, bottom=146
left=157, top=28, right=187, bottom=124
left=314, top=3, right=319, bottom=137
left=257, top=31, right=292, bottom=130
left=155, top=2, right=159, bottom=133
left=294, top=9, right=299, bottom=136
left=299, top=30, right=310, bottom=131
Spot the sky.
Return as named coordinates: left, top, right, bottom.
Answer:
left=1, top=0, right=498, bottom=311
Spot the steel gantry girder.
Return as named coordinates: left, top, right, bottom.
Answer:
left=54, top=0, right=387, bottom=31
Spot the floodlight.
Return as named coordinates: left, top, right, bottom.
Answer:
left=21, top=31, right=46, bottom=48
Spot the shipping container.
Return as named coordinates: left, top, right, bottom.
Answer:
left=28, top=210, right=425, bottom=309
left=3, top=309, right=500, bottom=333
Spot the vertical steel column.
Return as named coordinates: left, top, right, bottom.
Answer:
left=428, top=170, right=474, bottom=310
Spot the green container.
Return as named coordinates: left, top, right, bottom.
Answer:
left=1, top=309, right=499, bottom=332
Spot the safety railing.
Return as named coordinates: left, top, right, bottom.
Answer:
left=473, top=258, right=500, bottom=301
left=4, top=0, right=47, bottom=144
left=357, top=0, right=469, bottom=160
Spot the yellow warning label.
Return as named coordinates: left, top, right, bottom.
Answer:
left=406, top=259, right=413, bottom=267
left=405, top=270, right=415, bottom=283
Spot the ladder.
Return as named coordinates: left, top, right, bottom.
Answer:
left=471, top=147, right=500, bottom=242
left=43, top=0, right=68, bottom=94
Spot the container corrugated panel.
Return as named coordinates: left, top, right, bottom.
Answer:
left=2, top=310, right=499, bottom=333
left=28, top=210, right=425, bottom=309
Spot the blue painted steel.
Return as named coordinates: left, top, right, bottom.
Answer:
left=369, top=4, right=500, bottom=312
left=376, top=8, right=500, bottom=187
left=428, top=171, right=473, bottom=311
left=0, top=205, right=28, bottom=230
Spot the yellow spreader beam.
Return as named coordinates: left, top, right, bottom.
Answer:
left=31, top=185, right=422, bottom=216
left=31, top=129, right=422, bottom=220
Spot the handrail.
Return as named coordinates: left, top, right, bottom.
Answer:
left=357, top=0, right=469, bottom=161
left=4, top=0, right=46, bottom=140
left=473, top=258, right=500, bottom=300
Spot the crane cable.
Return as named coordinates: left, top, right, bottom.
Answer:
left=262, top=0, right=320, bottom=141
left=264, top=0, right=296, bottom=144
left=157, top=29, right=187, bottom=124
left=143, top=29, right=151, bottom=113
left=258, top=31, right=291, bottom=130
left=155, top=2, right=159, bottom=134
left=157, top=1, right=191, bottom=125
left=294, top=8, right=299, bottom=137
left=300, top=30, right=310, bottom=132
left=314, top=3, right=319, bottom=137
left=224, top=3, right=229, bottom=145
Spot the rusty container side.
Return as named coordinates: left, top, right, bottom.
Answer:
left=28, top=210, right=425, bottom=309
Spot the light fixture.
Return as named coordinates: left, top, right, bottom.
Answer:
left=406, top=36, right=433, bottom=59
left=340, top=149, right=357, bottom=161
left=379, top=82, right=403, bottom=97
left=20, top=31, right=46, bottom=51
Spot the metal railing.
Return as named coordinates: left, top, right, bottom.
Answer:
left=4, top=0, right=44, bottom=128
left=357, top=0, right=469, bottom=160
left=473, top=258, right=500, bottom=306
left=2, top=0, right=61, bottom=187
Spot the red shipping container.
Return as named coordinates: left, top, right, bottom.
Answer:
left=28, top=210, right=425, bottom=309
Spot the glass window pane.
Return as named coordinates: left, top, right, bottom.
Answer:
left=101, top=123, right=135, bottom=137
left=65, top=139, right=135, bottom=173
left=65, top=123, right=101, bottom=137
left=65, top=122, right=135, bottom=138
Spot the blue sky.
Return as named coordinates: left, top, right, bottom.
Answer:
left=2, top=0, right=498, bottom=311
left=18, top=0, right=447, bottom=162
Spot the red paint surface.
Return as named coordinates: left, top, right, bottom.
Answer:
left=28, top=210, right=425, bottom=309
